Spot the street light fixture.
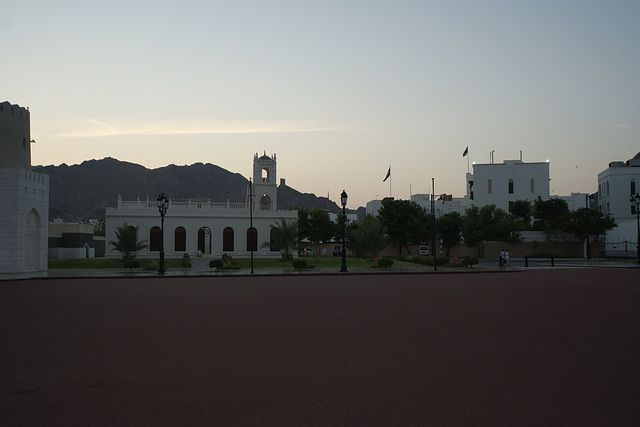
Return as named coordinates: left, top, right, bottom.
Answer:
left=157, top=193, right=169, bottom=275
left=340, top=190, right=348, bottom=273
left=631, top=193, right=640, bottom=265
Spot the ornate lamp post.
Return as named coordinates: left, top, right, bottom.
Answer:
left=585, top=194, right=591, bottom=260
left=340, top=190, right=348, bottom=273
left=631, top=193, right=640, bottom=265
left=249, top=177, right=254, bottom=274
left=157, top=193, right=169, bottom=275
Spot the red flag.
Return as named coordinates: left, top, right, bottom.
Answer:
left=383, top=167, right=391, bottom=182
left=462, top=146, right=469, bottom=157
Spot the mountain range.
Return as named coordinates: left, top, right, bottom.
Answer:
left=33, top=157, right=354, bottom=222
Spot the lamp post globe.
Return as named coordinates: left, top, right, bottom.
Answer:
left=340, top=190, right=348, bottom=273
left=157, top=193, right=169, bottom=275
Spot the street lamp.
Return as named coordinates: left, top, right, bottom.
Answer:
left=585, top=194, right=591, bottom=260
left=157, top=193, right=169, bottom=275
left=631, top=193, right=640, bottom=265
left=249, top=178, right=254, bottom=274
left=340, top=190, right=348, bottom=273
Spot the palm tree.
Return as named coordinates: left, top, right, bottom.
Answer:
left=347, top=215, right=389, bottom=260
left=262, top=218, right=299, bottom=261
left=109, top=223, right=148, bottom=262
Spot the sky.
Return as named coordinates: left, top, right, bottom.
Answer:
left=2, top=0, right=639, bottom=209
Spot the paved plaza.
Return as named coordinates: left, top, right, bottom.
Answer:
left=1, top=268, right=639, bottom=425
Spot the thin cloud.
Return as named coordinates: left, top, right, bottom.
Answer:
left=612, top=123, right=632, bottom=130
left=55, top=118, right=359, bottom=137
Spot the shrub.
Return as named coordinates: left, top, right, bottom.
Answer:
left=292, top=259, right=309, bottom=270
left=123, top=260, right=139, bottom=271
left=462, top=257, right=479, bottom=267
left=145, top=259, right=159, bottom=271
left=209, top=259, right=224, bottom=269
left=376, top=257, right=394, bottom=268
left=222, top=253, right=235, bottom=268
left=182, top=253, right=192, bottom=268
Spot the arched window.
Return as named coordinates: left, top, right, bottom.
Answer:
left=150, top=226, right=162, bottom=251
left=246, top=227, right=257, bottom=252
left=260, top=194, right=272, bottom=210
left=487, top=179, right=492, bottom=194
left=530, top=178, right=535, bottom=193
left=223, top=227, right=234, bottom=252
left=174, top=227, right=186, bottom=252
left=262, top=167, right=270, bottom=182
left=508, top=179, right=514, bottom=194
left=198, top=227, right=212, bottom=255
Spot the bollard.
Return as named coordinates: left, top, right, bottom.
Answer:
left=551, top=256, right=555, bottom=267
left=525, top=255, right=528, bottom=268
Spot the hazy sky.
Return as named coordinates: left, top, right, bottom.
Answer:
left=3, top=1, right=639, bottom=208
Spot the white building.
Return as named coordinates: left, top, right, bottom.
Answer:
left=597, top=153, right=640, bottom=252
left=0, top=101, right=49, bottom=275
left=466, top=159, right=550, bottom=212
left=105, top=153, right=298, bottom=259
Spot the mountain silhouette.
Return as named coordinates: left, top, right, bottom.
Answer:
left=33, top=158, right=346, bottom=221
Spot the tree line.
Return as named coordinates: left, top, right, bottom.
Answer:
left=275, top=198, right=616, bottom=260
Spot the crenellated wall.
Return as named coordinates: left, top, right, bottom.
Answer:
left=0, top=102, right=49, bottom=275
left=0, top=101, right=31, bottom=169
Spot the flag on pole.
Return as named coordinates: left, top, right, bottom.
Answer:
left=462, top=146, right=469, bottom=157
left=383, top=167, right=391, bottom=182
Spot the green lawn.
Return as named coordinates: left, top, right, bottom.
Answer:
left=48, top=258, right=184, bottom=269
left=48, top=256, right=415, bottom=269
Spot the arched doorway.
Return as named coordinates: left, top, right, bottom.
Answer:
left=223, top=227, right=234, bottom=252
left=150, top=226, right=162, bottom=251
left=174, top=227, right=186, bottom=252
left=198, top=227, right=212, bottom=255
left=25, top=209, right=40, bottom=271
left=246, top=227, right=257, bottom=252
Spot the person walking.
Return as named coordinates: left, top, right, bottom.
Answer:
left=500, top=249, right=505, bottom=268
left=504, top=249, right=510, bottom=267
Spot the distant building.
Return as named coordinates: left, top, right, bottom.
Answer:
left=0, top=101, right=49, bottom=275
left=466, top=159, right=550, bottom=212
left=48, top=220, right=103, bottom=259
left=597, top=153, right=640, bottom=255
left=105, top=153, right=298, bottom=259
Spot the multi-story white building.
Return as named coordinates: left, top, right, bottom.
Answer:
left=466, top=159, right=550, bottom=212
left=0, top=101, right=49, bottom=275
left=105, top=153, right=298, bottom=259
left=597, top=153, right=640, bottom=252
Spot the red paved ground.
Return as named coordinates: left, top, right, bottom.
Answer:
left=1, top=269, right=639, bottom=426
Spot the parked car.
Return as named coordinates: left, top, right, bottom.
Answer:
left=418, top=246, right=430, bottom=256
left=301, top=247, right=315, bottom=257
left=332, top=245, right=342, bottom=256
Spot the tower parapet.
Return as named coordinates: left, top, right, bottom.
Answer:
left=0, top=101, right=31, bottom=170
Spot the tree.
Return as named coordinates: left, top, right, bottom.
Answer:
left=261, top=218, right=299, bottom=261
left=347, top=215, right=389, bottom=260
left=307, top=208, right=334, bottom=252
left=462, top=205, right=518, bottom=256
left=509, top=200, right=532, bottom=231
left=108, top=223, right=147, bottom=262
left=436, top=212, right=463, bottom=256
left=569, top=208, right=617, bottom=242
left=533, top=197, right=571, bottom=239
left=294, top=207, right=310, bottom=243
left=378, top=199, right=429, bottom=257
